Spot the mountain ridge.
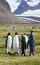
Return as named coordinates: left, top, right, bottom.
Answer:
left=0, top=0, right=11, bottom=11
left=0, top=0, right=17, bottom=25
left=0, top=0, right=29, bottom=25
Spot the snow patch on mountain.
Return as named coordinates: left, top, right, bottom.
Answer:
left=6, top=0, right=20, bottom=12
left=16, top=9, right=40, bottom=17
left=6, top=0, right=40, bottom=18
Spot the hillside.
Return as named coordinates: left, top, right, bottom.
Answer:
left=26, top=16, right=40, bottom=21
left=0, top=0, right=40, bottom=26
left=0, top=0, right=28, bottom=25
left=0, top=0, right=16, bottom=25
left=0, top=0, right=11, bottom=11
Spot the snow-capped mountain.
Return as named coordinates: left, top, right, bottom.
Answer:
left=0, top=0, right=30, bottom=25
left=6, top=0, right=40, bottom=15
left=6, top=0, right=40, bottom=23
left=14, top=0, right=40, bottom=14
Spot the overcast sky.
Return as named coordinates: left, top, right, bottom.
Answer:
left=6, top=0, right=40, bottom=17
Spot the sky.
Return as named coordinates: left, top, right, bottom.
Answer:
left=6, top=0, right=40, bottom=17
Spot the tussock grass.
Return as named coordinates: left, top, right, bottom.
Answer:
left=0, top=26, right=40, bottom=65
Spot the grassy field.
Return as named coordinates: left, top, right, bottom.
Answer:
left=0, top=25, right=40, bottom=65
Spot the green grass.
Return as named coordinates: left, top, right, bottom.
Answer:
left=0, top=52, right=40, bottom=65
left=0, top=26, right=40, bottom=45
left=0, top=25, right=40, bottom=65
left=0, top=45, right=40, bottom=65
